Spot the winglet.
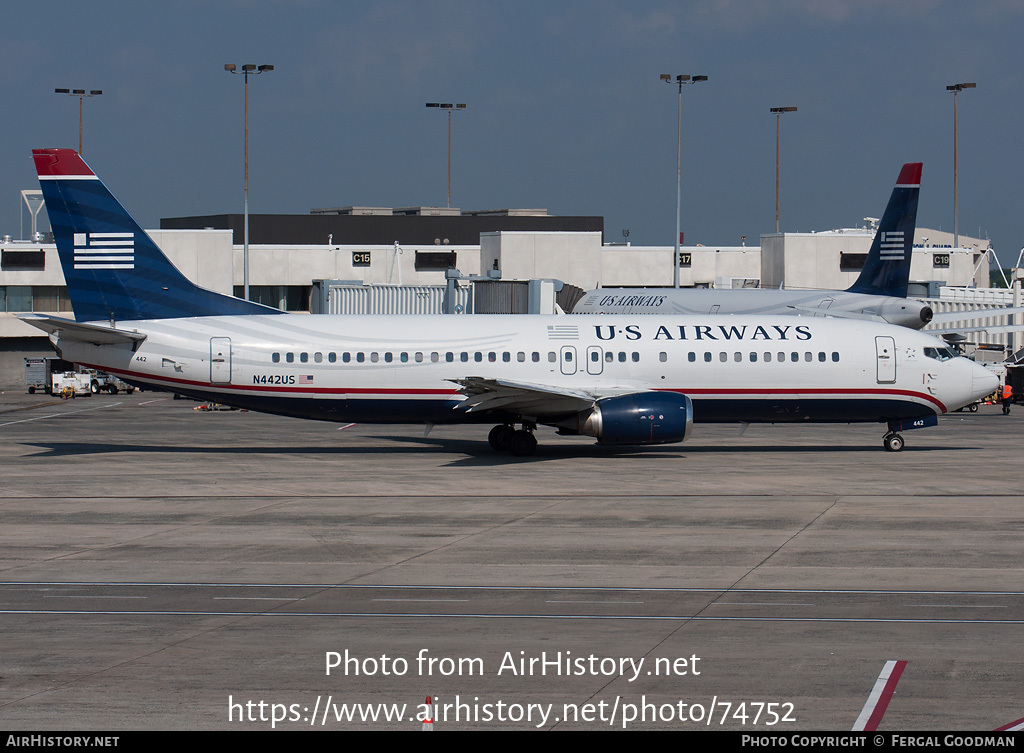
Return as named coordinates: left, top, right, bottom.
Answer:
left=33, top=148, right=95, bottom=177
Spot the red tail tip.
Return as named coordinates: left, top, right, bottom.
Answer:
left=32, top=149, right=95, bottom=177
left=896, top=162, right=922, bottom=185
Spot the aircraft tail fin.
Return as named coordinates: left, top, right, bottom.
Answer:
left=845, top=162, right=921, bottom=298
left=33, top=148, right=281, bottom=322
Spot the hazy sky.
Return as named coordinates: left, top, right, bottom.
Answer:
left=2, top=1, right=1022, bottom=263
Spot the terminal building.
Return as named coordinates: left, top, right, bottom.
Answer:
left=0, top=200, right=1008, bottom=387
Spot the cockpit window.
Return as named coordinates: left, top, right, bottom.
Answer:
left=924, top=346, right=957, bottom=362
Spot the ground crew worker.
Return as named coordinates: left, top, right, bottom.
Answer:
left=1002, top=383, right=1013, bottom=414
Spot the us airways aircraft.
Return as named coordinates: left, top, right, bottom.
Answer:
left=21, top=149, right=997, bottom=455
left=573, top=163, right=935, bottom=328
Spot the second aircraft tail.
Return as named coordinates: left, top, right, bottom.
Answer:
left=845, top=162, right=922, bottom=298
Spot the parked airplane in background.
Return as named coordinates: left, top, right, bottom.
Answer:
left=573, top=163, right=935, bottom=328
left=20, top=149, right=997, bottom=455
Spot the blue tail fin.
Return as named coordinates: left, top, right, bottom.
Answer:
left=846, top=162, right=922, bottom=297
left=34, top=148, right=281, bottom=322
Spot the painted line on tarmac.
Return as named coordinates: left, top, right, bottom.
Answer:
left=0, top=401, right=123, bottom=427
left=852, top=659, right=907, bottom=731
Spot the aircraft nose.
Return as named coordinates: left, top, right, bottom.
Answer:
left=971, top=363, right=999, bottom=400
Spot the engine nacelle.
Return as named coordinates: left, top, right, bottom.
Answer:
left=866, top=298, right=934, bottom=329
left=575, top=391, right=693, bottom=445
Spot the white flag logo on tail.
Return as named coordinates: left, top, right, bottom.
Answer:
left=73, top=232, right=135, bottom=270
left=879, top=231, right=905, bottom=261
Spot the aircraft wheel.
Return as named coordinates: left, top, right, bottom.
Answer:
left=969, top=403, right=978, bottom=412
left=488, top=424, right=515, bottom=451
left=883, top=433, right=904, bottom=452
left=510, top=430, right=538, bottom=457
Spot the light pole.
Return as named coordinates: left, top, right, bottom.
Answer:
left=225, top=63, right=274, bottom=302
left=425, top=102, right=467, bottom=208
left=946, top=82, right=975, bottom=250
left=770, top=106, right=797, bottom=234
left=660, top=74, right=707, bottom=288
left=54, top=88, right=102, bottom=154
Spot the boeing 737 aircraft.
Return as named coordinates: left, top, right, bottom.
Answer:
left=573, top=163, right=934, bottom=327
left=21, top=149, right=997, bottom=455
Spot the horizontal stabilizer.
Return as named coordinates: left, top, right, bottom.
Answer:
left=17, top=314, right=148, bottom=345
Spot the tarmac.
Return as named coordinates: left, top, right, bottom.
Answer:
left=0, top=388, right=1021, bottom=730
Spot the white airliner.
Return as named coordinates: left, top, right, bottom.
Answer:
left=20, top=149, right=997, bottom=455
left=574, top=163, right=934, bottom=327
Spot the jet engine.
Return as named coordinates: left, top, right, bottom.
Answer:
left=559, top=391, right=693, bottom=445
left=867, top=298, right=934, bottom=329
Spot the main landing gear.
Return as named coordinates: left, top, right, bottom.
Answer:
left=488, top=423, right=538, bottom=457
left=882, top=431, right=905, bottom=452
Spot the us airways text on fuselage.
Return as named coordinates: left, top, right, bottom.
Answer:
left=593, top=324, right=814, bottom=342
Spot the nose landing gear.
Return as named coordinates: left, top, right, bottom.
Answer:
left=882, top=431, right=905, bottom=452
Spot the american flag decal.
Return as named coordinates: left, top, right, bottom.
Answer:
left=299, top=375, right=314, bottom=384
left=73, top=232, right=135, bottom=270
left=879, top=231, right=905, bottom=261
left=546, top=325, right=579, bottom=340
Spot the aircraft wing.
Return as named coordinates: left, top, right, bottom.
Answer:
left=929, top=306, right=1024, bottom=325
left=16, top=314, right=148, bottom=346
left=933, top=323, right=1024, bottom=336
left=449, top=377, right=604, bottom=417
left=785, top=305, right=887, bottom=323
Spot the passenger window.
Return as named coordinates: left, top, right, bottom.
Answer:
left=564, top=351, right=573, bottom=362
left=687, top=352, right=696, bottom=362
left=659, top=352, right=667, bottom=362
left=341, top=352, right=350, bottom=363
left=548, top=352, right=556, bottom=363
left=704, top=352, right=712, bottom=363
left=370, top=352, right=379, bottom=363
left=356, top=352, right=365, bottom=363
left=272, top=352, right=280, bottom=363
left=474, top=352, right=483, bottom=362
left=488, top=352, right=496, bottom=362
left=300, top=352, right=308, bottom=363
left=831, top=352, right=840, bottom=362
left=517, top=352, right=526, bottom=362
left=460, top=352, right=469, bottom=363
left=328, top=352, right=337, bottom=363
left=804, top=352, right=812, bottom=362
left=618, top=352, right=627, bottom=363
left=384, top=352, right=393, bottom=363
left=719, top=352, right=728, bottom=363
left=790, top=352, right=798, bottom=363
left=818, top=352, right=826, bottom=362
left=446, top=352, right=454, bottom=363
left=430, top=352, right=439, bottom=363
left=632, top=352, right=640, bottom=363
left=415, top=352, right=423, bottom=363
left=286, top=352, right=294, bottom=363
left=314, top=352, right=323, bottom=363
left=749, top=352, right=757, bottom=362
left=502, top=352, right=511, bottom=363
left=764, top=352, right=771, bottom=363
left=734, top=352, right=742, bottom=363
left=532, top=352, right=540, bottom=362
